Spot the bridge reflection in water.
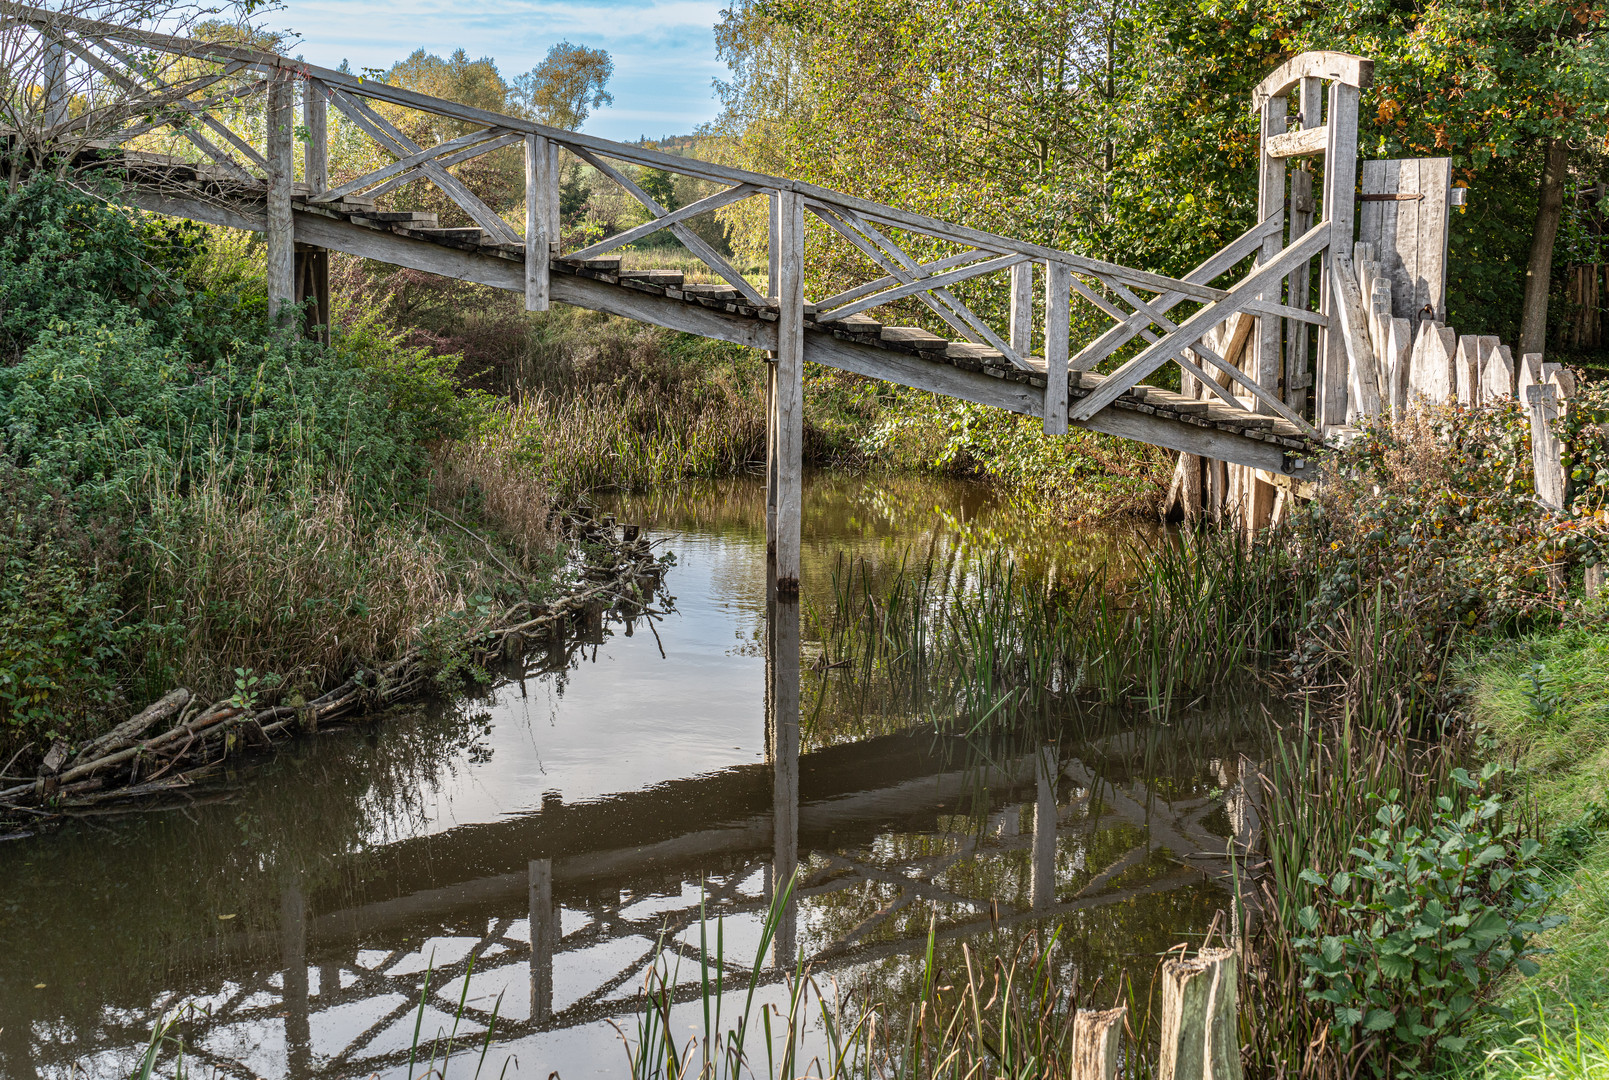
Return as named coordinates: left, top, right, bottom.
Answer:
left=3, top=596, right=1259, bottom=1080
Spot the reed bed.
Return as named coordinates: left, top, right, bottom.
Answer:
left=807, top=529, right=1301, bottom=735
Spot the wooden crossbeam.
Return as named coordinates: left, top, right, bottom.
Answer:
left=1265, top=126, right=1327, bottom=158
left=815, top=247, right=1003, bottom=310
left=364, top=133, right=522, bottom=200
left=817, top=253, right=1026, bottom=322
left=1071, top=220, right=1332, bottom=421
left=310, top=125, right=513, bottom=203
left=569, top=145, right=764, bottom=305
left=1070, top=214, right=1281, bottom=370
left=100, top=78, right=264, bottom=148
left=326, top=87, right=522, bottom=245
left=565, top=182, right=760, bottom=262
left=87, top=37, right=266, bottom=170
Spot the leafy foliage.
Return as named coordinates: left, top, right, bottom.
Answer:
left=1294, top=765, right=1564, bottom=1076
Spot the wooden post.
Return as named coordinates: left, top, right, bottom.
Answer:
left=765, top=190, right=781, bottom=555
left=1010, top=261, right=1034, bottom=355
left=295, top=78, right=331, bottom=345
left=524, top=134, right=551, bottom=311
left=1527, top=383, right=1566, bottom=510
left=1284, top=76, right=1324, bottom=416
left=1586, top=561, right=1607, bottom=600
left=547, top=140, right=561, bottom=249
left=769, top=596, right=801, bottom=968
left=266, top=68, right=296, bottom=325
left=1031, top=744, right=1057, bottom=910
left=1254, top=96, right=1287, bottom=413
left=1159, top=948, right=1242, bottom=1080
left=771, top=190, right=806, bottom=594
left=280, top=882, right=312, bottom=1078
left=41, top=36, right=69, bottom=130
left=1071, top=1007, right=1126, bottom=1080
left=528, top=858, right=555, bottom=1020
left=1044, top=261, right=1070, bottom=436
left=1316, top=80, right=1361, bottom=431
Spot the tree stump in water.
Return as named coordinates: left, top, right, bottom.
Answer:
left=1158, top=948, right=1242, bottom=1080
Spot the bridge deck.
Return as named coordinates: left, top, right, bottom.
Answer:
left=116, top=168, right=1315, bottom=477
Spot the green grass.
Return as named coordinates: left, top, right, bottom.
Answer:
left=1453, top=624, right=1609, bottom=1079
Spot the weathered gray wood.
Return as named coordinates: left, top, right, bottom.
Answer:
left=1332, top=255, right=1382, bottom=418
left=265, top=68, right=295, bottom=324
left=1071, top=1007, right=1126, bottom=1080
left=1517, top=351, right=1544, bottom=403
left=1285, top=163, right=1316, bottom=410
left=1454, top=335, right=1481, bottom=404
left=1252, top=51, right=1374, bottom=109
left=525, top=134, right=550, bottom=312
left=1527, top=384, right=1566, bottom=510
left=1316, top=79, right=1361, bottom=431
left=1158, top=948, right=1242, bottom=1080
left=303, top=78, right=328, bottom=193
left=1360, top=158, right=1452, bottom=322
left=41, top=35, right=69, bottom=128
left=1385, top=315, right=1411, bottom=415
left=547, top=140, right=561, bottom=246
left=819, top=253, right=1026, bottom=322
left=1073, top=221, right=1333, bottom=421
left=310, top=126, right=512, bottom=204
left=528, top=858, right=555, bottom=1019
left=1255, top=96, right=1288, bottom=415
left=565, top=182, right=758, bottom=262
left=1482, top=343, right=1515, bottom=401
left=1586, top=561, right=1607, bottom=600
left=1044, top=261, right=1070, bottom=435
left=773, top=190, right=806, bottom=592
left=133, top=189, right=1312, bottom=473
left=1409, top=322, right=1457, bottom=405
left=1010, top=261, right=1034, bottom=355
left=1265, top=125, right=1327, bottom=158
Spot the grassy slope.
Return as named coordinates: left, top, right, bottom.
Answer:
left=1457, top=616, right=1609, bottom=1078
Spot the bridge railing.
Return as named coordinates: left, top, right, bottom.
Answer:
left=5, top=2, right=1354, bottom=442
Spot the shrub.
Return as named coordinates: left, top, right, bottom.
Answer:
left=1294, top=764, right=1563, bottom=1077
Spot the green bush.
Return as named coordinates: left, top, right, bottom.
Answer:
left=1294, top=764, right=1564, bottom=1076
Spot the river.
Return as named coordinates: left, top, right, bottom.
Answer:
left=0, top=474, right=1264, bottom=1079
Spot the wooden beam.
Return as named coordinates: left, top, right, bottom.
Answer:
left=1010, top=261, right=1033, bottom=354
left=525, top=134, right=550, bottom=312
left=564, top=182, right=759, bottom=262
left=1255, top=95, right=1288, bottom=415
left=816, top=253, right=1026, bottom=322
left=1264, top=125, right=1327, bottom=158
left=1251, top=51, right=1373, bottom=110
left=773, top=190, right=806, bottom=593
left=265, top=68, right=295, bottom=323
left=1044, top=261, right=1069, bottom=436
left=310, top=126, right=511, bottom=204
left=304, top=77, right=328, bottom=193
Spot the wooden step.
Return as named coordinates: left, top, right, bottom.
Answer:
left=575, top=257, right=622, bottom=271
left=1130, top=385, right=1210, bottom=414
left=352, top=211, right=439, bottom=226
left=881, top=326, right=948, bottom=351
left=834, top=314, right=883, bottom=334
left=683, top=284, right=738, bottom=298
left=620, top=269, right=685, bottom=286
left=417, top=227, right=486, bottom=243
left=945, top=341, right=1007, bottom=365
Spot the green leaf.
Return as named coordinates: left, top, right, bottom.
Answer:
left=1363, top=1008, right=1396, bottom=1032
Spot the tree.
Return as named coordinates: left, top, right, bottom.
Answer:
left=514, top=42, right=614, bottom=130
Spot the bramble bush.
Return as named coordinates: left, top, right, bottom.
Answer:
left=1294, top=764, right=1563, bottom=1077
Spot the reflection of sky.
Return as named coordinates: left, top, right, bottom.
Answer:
left=266, top=0, right=728, bottom=141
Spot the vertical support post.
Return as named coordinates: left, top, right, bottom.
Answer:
left=1526, top=383, right=1566, bottom=510
left=771, top=190, right=805, bottom=594
left=524, top=134, right=551, bottom=312
left=1043, top=262, right=1070, bottom=436
left=41, top=36, right=69, bottom=130
left=547, top=141, right=561, bottom=249
left=296, top=79, right=331, bottom=345
left=1316, top=80, right=1361, bottom=431
left=280, top=882, right=312, bottom=1080
left=1254, top=96, right=1288, bottom=413
left=1158, top=949, right=1242, bottom=1080
left=528, top=858, right=555, bottom=1021
left=1030, top=744, right=1057, bottom=910
left=266, top=68, right=296, bottom=326
left=765, top=190, right=781, bottom=557
left=768, top=192, right=782, bottom=299
left=1009, top=261, right=1033, bottom=355
left=768, top=595, right=801, bottom=969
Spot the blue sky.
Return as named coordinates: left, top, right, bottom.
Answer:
left=269, top=0, right=729, bottom=140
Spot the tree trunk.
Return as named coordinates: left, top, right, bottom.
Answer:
left=1519, top=139, right=1570, bottom=356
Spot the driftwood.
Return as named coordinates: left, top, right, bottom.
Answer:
left=1, top=516, right=663, bottom=813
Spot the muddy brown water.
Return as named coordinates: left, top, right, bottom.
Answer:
left=0, top=474, right=1263, bottom=1079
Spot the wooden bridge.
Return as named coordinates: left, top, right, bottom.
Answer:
left=5, top=7, right=1399, bottom=589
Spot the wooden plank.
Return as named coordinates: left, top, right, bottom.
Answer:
left=1265, top=125, right=1327, bottom=158
left=1255, top=96, right=1288, bottom=416
left=1527, top=384, right=1566, bottom=510
left=1332, top=255, right=1382, bottom=418
left=1408, top=321, right=1457, bottom=404
left=525, top=134, right=549, bottom=312
left=1251, top=51, right=1374, bottom=110
left=1071, top=220, right=1332, bottom=421
left=1482, top=342, right=1515, bottom=401
left=1385, top=315, right=1411, bottom=415
left=1454, top=335, right=1481, bottom=404
left=565, top=182, right=758, bottom=262
left=1010, top=262, right=1034, bottom=354
left=1316, top=80, right=1360, bottom=430
left=266, top=68, right=295, bottom=323
left=1044, top=261, right=1070, bottom=436
left=773, top=190, right=806, bottom=593
left=1285, top=164, right=1316, bottom=408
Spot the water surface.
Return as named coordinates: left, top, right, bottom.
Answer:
left=0, top=474, right=1260, bottom=1079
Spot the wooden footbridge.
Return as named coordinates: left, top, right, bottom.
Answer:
left=6, top=7, right=1402, bottom=589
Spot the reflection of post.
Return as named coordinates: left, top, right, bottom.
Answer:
left=769, top=597, right=801, bottom=968
left=1031, top=744, right=1058, bottom=910
left=529, top=859, right=555, bottom=1021
left=281, top=881, right=312, bottom=1080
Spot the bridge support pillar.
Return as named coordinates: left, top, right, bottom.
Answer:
left=768, top=190, right=805, bottom=594
left=297, top=78, right=331, bottom=344
left=266, top=67, right=296, bottom=326
left=767, top=592, right=800, bottom=968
